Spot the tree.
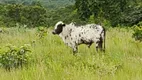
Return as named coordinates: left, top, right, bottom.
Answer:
left=75, top=0, right=91, bottom=20
left=0, top=2, right=47, bottom=27
left=75, top=0, right=142, bottom=26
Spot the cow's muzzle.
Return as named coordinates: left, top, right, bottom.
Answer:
left=52, top=31, right=56, bottom=35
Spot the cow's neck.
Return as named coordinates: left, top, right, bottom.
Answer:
left=59, top=25, right=75, bottom=39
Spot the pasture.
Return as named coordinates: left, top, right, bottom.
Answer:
left=0, top=27, right=142, bottom=80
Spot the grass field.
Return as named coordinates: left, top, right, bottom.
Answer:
left=0, top=27, right=142, bottom=80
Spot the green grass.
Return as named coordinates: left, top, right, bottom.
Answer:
left=0, top=27, right=142, bottom=80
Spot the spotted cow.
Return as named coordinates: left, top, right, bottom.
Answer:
left=52, top=21, right=106, bottom=54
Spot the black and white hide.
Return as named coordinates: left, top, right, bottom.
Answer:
left=52, top=21, right=106, bottom=54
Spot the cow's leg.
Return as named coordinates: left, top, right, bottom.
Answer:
left=88, top=44, right=91, bottom=48
left=88, top=42, right=93, bottom=48
left=73, top=46, right=78, bottom=54
left=98, top=41, right=103, bottom=51
left=96, top=37, right=103, bottom=52
left=99, top=37, right=104, bottom=51
left=96, top=36, right=103, bottom=52
left=96, top=41, right=99, bottom=52
left=72, top=43, right=78, bottom=55
left=67, top=42, right=78, bottom=54
left=96, top=41, right=103, bottom=52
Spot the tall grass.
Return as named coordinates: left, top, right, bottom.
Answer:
left=0, top=27, right=142, bottom=80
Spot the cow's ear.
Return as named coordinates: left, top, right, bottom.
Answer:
left=62, top=23, right=66, bottom=27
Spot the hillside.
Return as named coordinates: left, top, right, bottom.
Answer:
left=0, top=27, right=142, bottom=80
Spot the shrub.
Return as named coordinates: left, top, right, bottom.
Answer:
left=132, top=22, right=142, bottom=41
left=36, top=26, right=48, bottom=39
left=0, top=44, right=32, bottom=70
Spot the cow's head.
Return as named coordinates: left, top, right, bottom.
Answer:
left=52, top=21, right=66, bottom=35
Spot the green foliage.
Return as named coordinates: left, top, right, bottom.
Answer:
left=36, top=26, right=48, bottom=39
left=0, top=3, right=47, bottom=27
left=0, top=0, right=74, bottom=9
left=46, top=5, right=87, bottom=26
left=122, top=6, right=142, bottom=26
left=75, top=0, right=91, bottom=20
left=132, top=21, right=142, bottom=41
left=0, top=44, right=31, bottom=70
left=75, top=0, right=142, bottom=26
left=0, top=0, right=142, bottom=27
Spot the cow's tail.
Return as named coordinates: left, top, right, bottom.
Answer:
left=103, top=28, right=106, bottom=52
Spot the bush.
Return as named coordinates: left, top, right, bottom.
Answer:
left=0, top=44, right=32, bottom=70
left=132, top=22, right=142, bottom=41
left=36, top=26, right=48, bottom=39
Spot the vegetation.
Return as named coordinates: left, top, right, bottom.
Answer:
left=0, top=0, right=141, bottom=27
left=0, top=3, right=47, bottom=27
left=0, top=0, right=142, bottom=80
left=0, top=44, right=31, bottom=70
left=75, top=0, right=142, bottom=26
left=0, top=0, right=74, bottom=9
left=133, top=21, right=142, bottom=41
left=0, top=27, right=142, bottom=80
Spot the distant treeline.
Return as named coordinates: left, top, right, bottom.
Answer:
left=0, top=2, right=47, bottom=27
left=0, top=0, right=142, bottom=28
left=0, top=0, right=74, bottom=9
left=0, top=0, right=75, bottom=27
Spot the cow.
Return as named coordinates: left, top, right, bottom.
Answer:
left=52, top=21, right=106, bottom=54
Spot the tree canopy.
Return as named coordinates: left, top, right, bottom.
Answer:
left=75, top=0, right=142, bottom=26
left=0, top=0, right=142, bottom=27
